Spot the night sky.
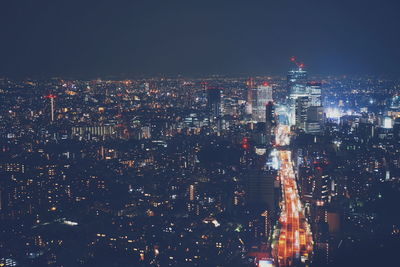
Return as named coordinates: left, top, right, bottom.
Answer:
left=1, top=0, right=400, bottom=77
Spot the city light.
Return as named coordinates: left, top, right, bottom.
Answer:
left=383, top=116, right=393, bottom=129
left=1, top=9, right=399, bottom=265
left=325, top=107, right=341, bottom=119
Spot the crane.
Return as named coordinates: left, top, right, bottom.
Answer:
left=290, top=56, right=305, bottom=69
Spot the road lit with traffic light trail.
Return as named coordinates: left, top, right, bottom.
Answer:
left=272, top=125, right=313, bottom=266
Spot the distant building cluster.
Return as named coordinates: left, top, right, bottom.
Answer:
left=1, top=63, right=400, bottom=266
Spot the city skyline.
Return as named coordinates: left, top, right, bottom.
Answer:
left=1, top=64, right=399, bottom=266
left=1, top=1, right=400, bottom=267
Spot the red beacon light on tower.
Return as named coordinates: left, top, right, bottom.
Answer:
left=290, top=56, right=305, bottom=69
left=262, top=81, right=270, bottom=86
left=45, top=94, right=57, bottom=99
left=241, top=137, right=250, bottom=150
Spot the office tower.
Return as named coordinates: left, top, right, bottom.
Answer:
left=306, top=106, right=324, bottom=134
left=252, top=82, right=273, bottom=122
left=287, top=58, right=308, bottom=125
left=295, top=96, right=310, bottom=129
left=265, top=101, right=276, bottom=145
left=246, top=169, right=277, bottom=242
left=302, top=81, right=324, bottom=133
left=288, top=59, right=308, bottom=100
left=207, top=87, right=222, bottom=119
left=313, top=166, right=330, bottom=203
left=307, top=82, right=322, bottom=107
left=246, top=78, right=255, bottom=115
left=252, top=122, right=267, bottom=145
left=306, top=106, right=324, bottom=122
left=265, top=101, right=276, bottom=125
left=247, top=170, right=276, bottom=213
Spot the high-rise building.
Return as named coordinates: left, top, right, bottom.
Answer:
left=302, top=81, right=324, bottom=133
left=265, top=101, right=276, bottom=145
left=207, top=87, right=222, bottom=119
left=313, top=166, right=331, bottom=203
left=306, top=106, right=324, bottom=122
left=252, top=122, right=267, bottom=145
left=307, top=82, right=322, bottom=107
left=295, top=96, right=310, bottom=129
left=247, top=170, right=276, bottom=213
left=288, top=66, right=308, bottom=100
left=246, top=78, right=255, bottom=115
left=287, top=59, right=308, bottom=125
left=306, top=106, right=324, bottom=134
left=265, top=101, right=276, bottom=125
left=252, top=83, right=273, bottom=122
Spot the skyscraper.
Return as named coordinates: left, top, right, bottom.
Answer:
left=265, top=101, right=276, bottom=145
left=247, top=170, right=276, bottom=213
left=295, top=96, right=310, bottom=129
left=288, top=63, right=308, bottom=100
left=307, top=82, right=322, bottom=107
left=287, top=58, right=308, bottom=125
left=246, top=78, right=255, bottom=115
left=306, top=106, right=325, bottom=134
left=252, top=82, right=273, bottom=122
left=303, top=82, right=324, bottom=133
left=207, top=87, right=222, bottom=119
left=265, top=101, right=276, bottom=125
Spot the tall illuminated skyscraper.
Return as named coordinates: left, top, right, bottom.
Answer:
left=288, top=59, right=308, bottom=100
left=246, top=78, right=255, bottom=115
left=307, top=82, right=322, bottom=107
left=304, top=81, right=324, bottom=133
left=295, top=96, right=310, bottom=129
left=287, top=58, right=308, bottom=125
left=252, top=82, right=273, bottom=122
